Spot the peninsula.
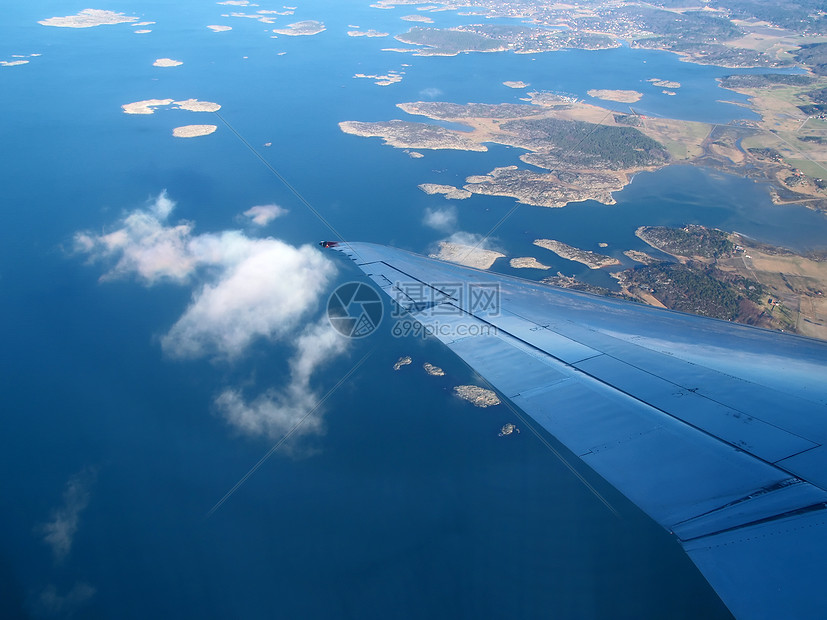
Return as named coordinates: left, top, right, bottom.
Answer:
left=418, top=184, right=472, bottom=199
left=339, top=120, right=487, bottom=151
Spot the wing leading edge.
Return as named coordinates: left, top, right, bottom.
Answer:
left=332, top=242, right=827, bottom=619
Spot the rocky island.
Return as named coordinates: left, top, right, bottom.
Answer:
left=587, top=89, right=643, bottom=103
left=423, top=363, right=445, bottom=376
left=454, top=385, right=500, bottom=407
left=272, top=20, right=325, bottom=36
left=510, top=257, right=551, bottom=270
left=534, top=239, right=621, bottom=269
left=39, top=9, right=138, bottom=28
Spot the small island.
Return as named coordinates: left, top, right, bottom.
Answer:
left=354, top=72, right=403, bottom=86
left=348, top=29, right=388, bottom=37
left=510, top=257, right=551, bottom=270
left=393, top=356, right=412, bottom=370
left=648, top=78, right=680, bottom=89
left=430, top=241, right=504, bottom=270
left=122, top=99, right=174, bottom=115
left=122, top=99, right=220, bottom=114
left=534, top=239, right=620, bottom=269
left=587, top=89, right=643, bottom=103
left=503, top=81, right=529, bottom=89
left=172, top=125, right=217, bottom=138
left=153, top=58, right=183, bottom=67
left=454, top=385, right=500, bottom=407
left=401, top=15, right=434, bottom=23
left=423, top=363, right=445, bottom=376
left=272, top=20, right=325, bottom=36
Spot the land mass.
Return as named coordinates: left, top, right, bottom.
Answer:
left=342, top=89, right=827, bottom=211
left=372, top=0, right=825, bottom=69
left=526, top=225, right=827, bottom=339
left=534, top=239, right=621, bottom=269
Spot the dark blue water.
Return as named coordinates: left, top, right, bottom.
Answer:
left=3, top=1, right=817, bottom=617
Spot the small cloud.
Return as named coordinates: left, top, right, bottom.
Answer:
left=419, top=87, right=442, bottom=99
left=75, top=191, right=338, bottom=361
left=161, top=238, right=335, bottom=359
left=447, top=230, right=499, bottom=251
left=215, top=319, right=348, bottom=439
left=74, top=190, right=196, bottom=284
left=423, top=206, right=457, bottom=232
left=35, top=582, right=96, bottom=616
left=243, top=204, right=287, bottom=226
left=38, top=469, right=96, bottom=562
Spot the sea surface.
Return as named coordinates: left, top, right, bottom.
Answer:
left=2, top=1, right=825, bottom=618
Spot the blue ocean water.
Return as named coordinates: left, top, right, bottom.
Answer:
left=4, top=1, right=825, bottom=617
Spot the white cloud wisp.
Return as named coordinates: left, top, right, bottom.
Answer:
left=74, top=191, right=349, bottom=441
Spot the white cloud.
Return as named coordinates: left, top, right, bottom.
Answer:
left=38, top=470, right=96, bottom=562
left=215, top=319, right=348, bottom=438
left=162, top=237, right=334, bottom=359
left=243, top=204, right=287, bottom=226
left=74, top=190, right=196, bottom=284
left=36, top=582, right=96, bottom=616
left=76, top=191, right=351, bottom=443
left=423, top=206, right=457, bottom=232
left=419, top=87, right=442, bottom=99
left=446, top=230, right=501, bottom=252
left=75, top=191, right=338, bottom=360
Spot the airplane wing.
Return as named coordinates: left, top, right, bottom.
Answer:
left=330, top=242, right=827, bottom=620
